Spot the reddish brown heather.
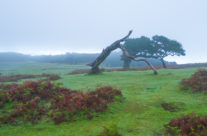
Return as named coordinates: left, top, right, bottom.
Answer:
left=165, top=113, right=207, bottom=136
left=181, top=69, right=207, bottom=92
left=0, top=81, right=122, bottom=124
left=0, top=73, right=61, bottom=82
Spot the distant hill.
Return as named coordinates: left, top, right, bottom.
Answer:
left=0, top=52, right=176, bottom=67
left=0, top=52, right=32, bottom=62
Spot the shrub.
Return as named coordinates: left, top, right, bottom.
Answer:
left=165, top=113, right=207, bottom=136
left=46, top=74, right=61, bottom=80
left=161, top=102, right=181, bottom=112
left=49, top=86, right=122, bottom=123
left=98, top=122, right=122, bottom=136
left=180, top=69, right=207, bottom=93
left=0, top=81, right=122, bottom=125
left=50, top=112, right=66, bottom=125
left=0, top=73, right=61, bottom=82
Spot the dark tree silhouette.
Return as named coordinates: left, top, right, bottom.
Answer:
left=121, top=36, right=153, bottom=68
left=121, top=35, right=185, bottom=68
left=119, top=44, right=157, bottom=75
left=87, top=30, right=133, bottom=74
left=152, top=35, right=185, bottom=68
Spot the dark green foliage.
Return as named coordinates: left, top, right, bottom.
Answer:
left=165, top=113, right=207, bottom=136
left=121, top=35, right=185, bottom=68
left=121, top=36, right=153, bottom=68
left=97, top=122, right=121, bottom=136
left=181, top=69, right=207, bottom=93
left=0, top=81, right=122, bottom=125
left=152, top=35, right=185, bottom=58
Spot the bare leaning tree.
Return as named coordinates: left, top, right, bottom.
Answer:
left=87, top=30, right=158, bottom=75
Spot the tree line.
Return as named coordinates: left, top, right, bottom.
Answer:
left=0, top=52, right=176, bottom=67
left=0, top=35, right=184, bottom=68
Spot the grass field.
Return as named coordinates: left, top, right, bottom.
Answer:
left=0, top=62, right=89, bottom=75
left=0, top=62, right=207, bottom=136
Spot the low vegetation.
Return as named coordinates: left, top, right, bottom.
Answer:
left=0, top=81, right=122, bottom=125
left=0, top=73, right=60, bottom=82
left=181, top=69, right=207, bottom=93
left=162, top=69, right=207, bottom=136
left=161, top=102, right=182, bottom=112
left=97, top=122, right=121, bottom=136
left=68, top=63, right=207, bottom=75
left=0, top=63, right=207, bottom=136
left=165, top=113, right=207, bottom=136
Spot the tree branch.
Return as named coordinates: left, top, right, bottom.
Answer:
left=119, top=44, right=158, bottom=75
left=88, top=30, right=133, bottom=71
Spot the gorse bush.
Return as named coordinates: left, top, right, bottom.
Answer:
left=180, top=69, right=207, bottom=93
left=165, top=113, right=207, bottom=136
left=0, top=81, right=122, bottom=125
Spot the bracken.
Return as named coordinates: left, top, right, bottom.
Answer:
left=180, top=69, right=207, bottom=93
left=165, top=113, right=207, bottom=136
left=0, top=81, right=122, bottom=125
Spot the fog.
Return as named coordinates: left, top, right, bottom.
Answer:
left=0, top=0, right=207, bottom=64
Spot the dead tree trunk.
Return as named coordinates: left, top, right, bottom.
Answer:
left=88, top=30, right=158, bottom=75
left=88, top=30, right=133, bottom=74
left=119, top=44, right=158, bottom=75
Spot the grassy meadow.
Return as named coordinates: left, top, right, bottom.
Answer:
left=0, top=62, right=89, bottom=75
left=0, top=62, right=207, bottom=136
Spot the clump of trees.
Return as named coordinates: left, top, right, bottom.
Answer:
left=88, top=31, right=185, bottom=75
left=121, top=35, right=185, bottom=68
left=88, top=31, right=158, bottom=75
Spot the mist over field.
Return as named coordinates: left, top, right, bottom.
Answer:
left=0, top=1, right=207, bottom=136
left=0, top=0, right=207, bottom=64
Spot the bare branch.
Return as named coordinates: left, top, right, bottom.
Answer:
left=88, top=30, right=133, bottom=73
left=119, top=44, right=158, bottom=75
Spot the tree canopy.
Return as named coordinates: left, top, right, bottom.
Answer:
left=121, top=35, right=185, bottom=68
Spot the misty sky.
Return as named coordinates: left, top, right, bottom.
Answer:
left=0, top=0, right=206, bottom=64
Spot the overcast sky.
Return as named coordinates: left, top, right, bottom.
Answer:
left=0, top=0, right=206, bottom=64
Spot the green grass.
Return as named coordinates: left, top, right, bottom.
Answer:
left=0, top=62, right=207, bottom=136
left=0, top=62, right=89, bottom=75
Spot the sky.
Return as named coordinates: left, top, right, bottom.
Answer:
left=0, top=0, right=206, bottom=64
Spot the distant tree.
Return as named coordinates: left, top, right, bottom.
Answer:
left=121, top=35, right=185, bottom=68
left=152, top=35, right=185, bottom=68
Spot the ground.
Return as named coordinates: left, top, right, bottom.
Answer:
left=0, top=62, right=207, bottom=136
